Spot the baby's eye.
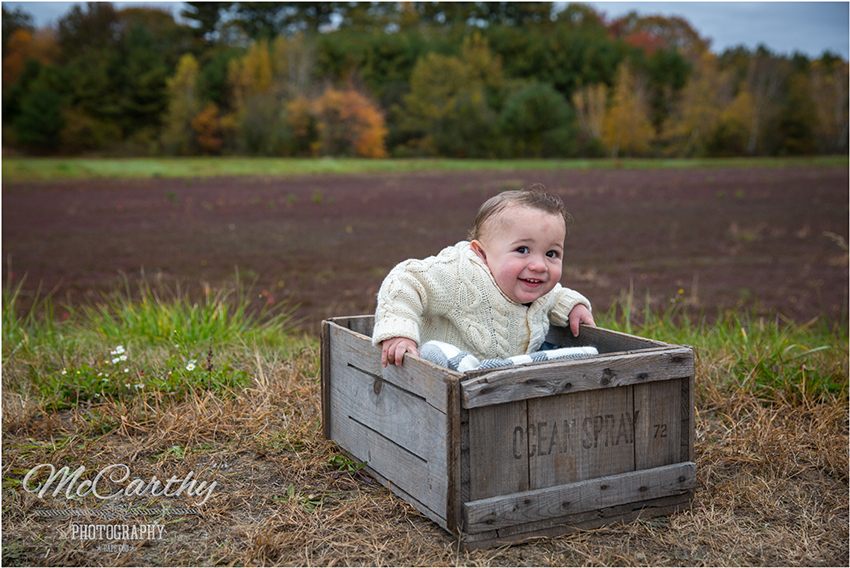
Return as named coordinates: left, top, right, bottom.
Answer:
left=546, top=250, right=561, bottom=259
left=516, top=246, right=529, bottom=254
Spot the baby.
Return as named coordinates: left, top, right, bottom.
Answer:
left=373, top=186, right=595, bottom=368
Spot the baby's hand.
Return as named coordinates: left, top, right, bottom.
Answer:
left=381, top=337, right=419, bottom=367
left=568, top=304, right=595, bottom=337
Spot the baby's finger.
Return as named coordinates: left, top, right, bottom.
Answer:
left=394, top=343, right=409, bottom=365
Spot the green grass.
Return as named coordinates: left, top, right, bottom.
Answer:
left=601, top=293, right=848, bottom=404
left=2, top=274, right=309, bottom=411
left=3, top=156, right=847, bottom=181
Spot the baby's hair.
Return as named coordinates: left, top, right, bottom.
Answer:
left=469, top=183, right=572, bottom=240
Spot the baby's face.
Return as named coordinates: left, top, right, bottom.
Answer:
left=471, top=205, right=566, bottom=305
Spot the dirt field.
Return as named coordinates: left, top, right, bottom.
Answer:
left=2, top=165, right=848, bottom=331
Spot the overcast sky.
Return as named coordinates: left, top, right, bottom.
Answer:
left=585, top=2, right=849, bottom=58
left=4, top=1, right=849, bottom=59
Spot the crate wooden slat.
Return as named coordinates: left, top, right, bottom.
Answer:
left=461, top=347, right=694, bottom=408
left=463, top=462, right=697, bottom=534
left=321, top=315, right=695, bottom=549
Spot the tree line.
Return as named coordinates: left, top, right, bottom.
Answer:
left=3, top=2, right=847, bottom=158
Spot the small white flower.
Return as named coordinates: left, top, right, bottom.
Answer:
left=124, top=368, right=129, bottom=373
left=134, top=384, right=144, bottom=390
left=111, top=345, right=125, bottom=355
left=119, top=354, right=127, bottom=361
left=112, top=357, right=121, bottom=364
left=61, top=370, right=67, bottom=375
left=186, top=360, right=197, bottom=371
left=125, top=384, right=131, bottom=388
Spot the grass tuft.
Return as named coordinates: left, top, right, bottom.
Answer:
left=2, top=273, right=307, bottom=412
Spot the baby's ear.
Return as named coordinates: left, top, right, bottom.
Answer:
left=470, top=240, right=488, bottom=263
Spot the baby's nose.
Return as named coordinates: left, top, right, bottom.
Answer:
left=528, top=256, right=547, bottom=271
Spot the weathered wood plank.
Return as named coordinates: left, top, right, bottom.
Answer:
left=462, top=491, right=694, bottom=549
left=461, top=347, right=694, bottom=409
left=331, top=315, right=375, bottom=337
left=332, top=417, right=449, bottom=528
left=527, top=387, right=636, bottom=489
left=467, top=401, right=529, bottom=501
left=329, top=351, right=448, bottom=468
left=460, top=415, right=471, bottom=504
left=359, top=461, right=450, bottom=531
left=545, top=325, right=668, bottom=353
left=321, top=320, right=333, bottom=440
left=327, top=320, right=462, bottom=413
left=683, top=375, right=695, bottom=463
left=463, top=462, right=696, bottom=534
left=634, top=379, right=683, bottom=470
left=446, top=375, right=463, bottom=533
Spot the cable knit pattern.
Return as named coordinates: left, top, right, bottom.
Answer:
left=372, top=241, right=592, bottom=361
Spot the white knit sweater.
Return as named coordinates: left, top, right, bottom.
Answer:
left=372, top=241, right=592, bottom=360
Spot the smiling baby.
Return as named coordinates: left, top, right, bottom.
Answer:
left=372, top=185, right=595, bottom=368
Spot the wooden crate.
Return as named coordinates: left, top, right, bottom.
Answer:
left=321, top=315, right=695, bottom=549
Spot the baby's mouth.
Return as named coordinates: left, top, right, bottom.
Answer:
left=521, top=278, right=544, bottom=286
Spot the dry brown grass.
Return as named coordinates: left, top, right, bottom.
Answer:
left=3, top=346, right=847, bottom=567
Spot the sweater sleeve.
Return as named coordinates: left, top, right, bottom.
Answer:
left=372, top=246, right=461, bottom=348
left=548, top=284, right=592, bottom=327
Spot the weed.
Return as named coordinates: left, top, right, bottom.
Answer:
left=328, top=454, right=366, bottom=473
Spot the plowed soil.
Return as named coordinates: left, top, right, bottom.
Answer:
left=3, top=166, right=848, bottom=332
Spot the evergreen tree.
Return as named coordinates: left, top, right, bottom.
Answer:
left=12, top=66, right=65, bottom=152
left=500, top=82, right=577, bottom=157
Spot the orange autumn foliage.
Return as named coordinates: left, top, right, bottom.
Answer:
left=3, top=27, right=59, bottom=85
left=312, top=88, right=388, bottom=158
left=191, top=102, right=223, bottom=155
